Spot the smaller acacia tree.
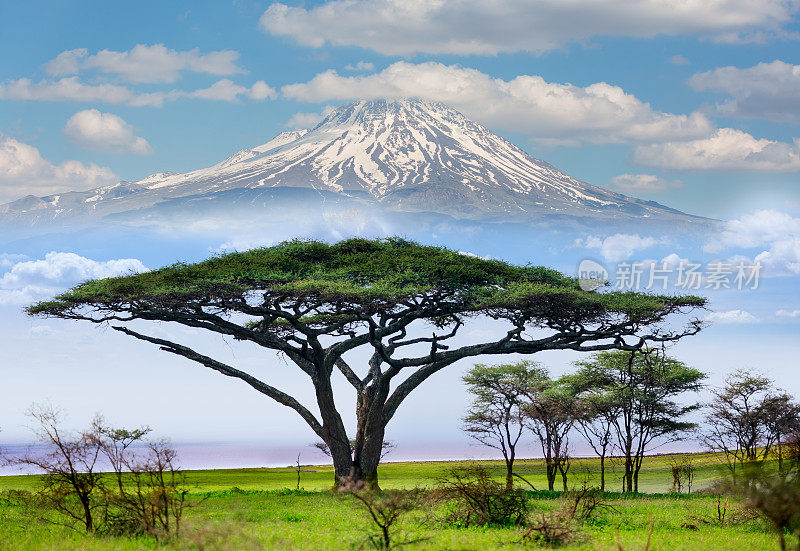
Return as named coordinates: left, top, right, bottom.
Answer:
left=462, top=361, right=537, bottom=490
left=762, top=392, right=800, bottom=473
left=99, top=422, right=152, bottom=494
left=574, top=349, right=705, bottom=493
left=704, top=369, right=777, bottom=478
left=705, top=370, right=800, bottom=478
left=522, top=370, right=576, bottom=491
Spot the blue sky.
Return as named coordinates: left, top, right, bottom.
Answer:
left=1, top=1, right=800, bottom=463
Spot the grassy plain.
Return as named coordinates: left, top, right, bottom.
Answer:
left=0, top=452, right=780, bottom=550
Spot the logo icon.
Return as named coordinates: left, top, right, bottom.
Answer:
left=578, top=259, right=608, bottom=292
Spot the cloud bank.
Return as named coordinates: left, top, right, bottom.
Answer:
left=261, top=0, right=799, bottom=55
left=704, top=210, right=800, bottom=276
left=0, top=252, right=148, bottom=305
left=706, top=309, right=759, bottom=324
left=575, top=233, right=662, bottom=262
left=0, top=136, right=117, bottom=204
left=282, top=62, right=712, bottom=145
left=0, top=77, right=275, bottom=108
left=45, top=44, right=246, bottom=84
left=689, top=60, right=800, bottom=122
left=633, top=129, right=800, bottom=172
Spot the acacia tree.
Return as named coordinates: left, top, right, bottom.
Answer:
left=704, top=370, right=799, bottom=477
left=28, top=238, right=704, bottom=489
left=462, top=361, right=535, bottom=489
left=763, top=393, right=800, bottom=472
left=573, top=349, right=705, bottom=493
left=522, top=370, right=576, bottom=491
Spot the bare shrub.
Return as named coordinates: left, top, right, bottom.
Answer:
left=11, top=406, right=187, bottom=540
left=342, top=484, right=423, bottom=550
left=12, top=405, right=107, bottom=532
left=668, top=456, right=696, bottom=494
left=562, top=483, right=614, bottom=522
left=521, top=484, right=608, bottom=547
left=103, top=439, right=188, bottom=540
left=434, top=465, right=528, bottom=527
left=522, top=508, right=582, bottom=547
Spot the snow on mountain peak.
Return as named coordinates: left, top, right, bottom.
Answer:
left=0, top=98, right=704, bottom=225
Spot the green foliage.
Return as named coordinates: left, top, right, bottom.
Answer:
left=27, top=237, right=705, bottom=319
left=570, top=349, right=706, bottom=439
left=463, top=361, right=549, bottom=399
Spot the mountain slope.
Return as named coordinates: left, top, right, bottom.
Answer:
left=0, top=99, right=708, bottom=228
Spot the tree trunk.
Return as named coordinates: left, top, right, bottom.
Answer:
left=328, top=383, right=388, bottom=491
left=505, top=449, right=515, bottom=490
left=599, top=454, right=606, bottom=492
left=624, top=456, right=633, bottom=493
left=546, top=462, right=556, bottom=491
left=354, top=423, right=385, bottom=491
left=81, top=495, right=93, bottom=532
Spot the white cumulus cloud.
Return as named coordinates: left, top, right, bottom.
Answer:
left=776, top=309, right=800, bottom=318
left=689, top=60, right=800, bottom=122
left=189, top=79, right=276, bottom=102
left=0, top=136, right=117, bottom=204
left=0, top=253, right=28, bottom=268
left=249, top=81, right=277, bottom=101
left=286, top=105, right=336, bottom=129
left=704, top=210, right=800, bottom=276
left=633, top=128, right=800, bottom=172
left=260, top=0, right=799, bottom=56
left=0, top=76, right=275, bottom=107
left=63, top=109, right=153, bottom=154
left=705, top=309, right=759, bottom=324
left=608, top=174, right=683, bottom=194
left=0, top=252, right=148, bottom=305
left=576, top=233, right=662, bottom=262
left=669, top=55, right=691, bottom=65
left=282, top=62, right=712, bottom=145
left=0, top=77, right=136, bottom=104
left=45, top=44, right=246, bottom=84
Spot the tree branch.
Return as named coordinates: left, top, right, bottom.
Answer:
left=111, top=326, right=324, bottom=436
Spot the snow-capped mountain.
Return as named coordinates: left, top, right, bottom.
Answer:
left=0, top=99, right=708, bottom=229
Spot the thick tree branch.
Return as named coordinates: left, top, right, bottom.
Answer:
left=111, top=326, right=324, bottom=436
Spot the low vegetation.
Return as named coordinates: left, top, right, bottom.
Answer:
left=0, top=453, right=785, bottom=550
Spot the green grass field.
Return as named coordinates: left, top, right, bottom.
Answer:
left=0, top=452, right=781, bottom=550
